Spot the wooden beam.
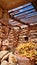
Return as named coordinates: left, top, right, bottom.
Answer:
left=14, top=10, right=35, bottom=19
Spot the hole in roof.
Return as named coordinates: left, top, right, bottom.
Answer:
left=8, top=2, right=37, bottom=24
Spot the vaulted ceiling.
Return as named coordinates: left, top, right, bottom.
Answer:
left=0, top=0, right=37, bottom=10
